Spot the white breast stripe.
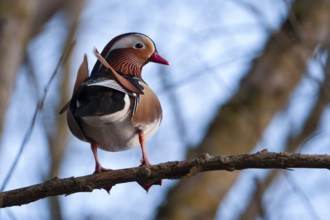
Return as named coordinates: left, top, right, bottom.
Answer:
left=87, top=79, right=128, bottom=94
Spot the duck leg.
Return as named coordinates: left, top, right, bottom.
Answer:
left=91, top=143, right=112, bottom=193
left=139, top=131, right=150, bottom=166
left=137, top=131, right=162, bottom=192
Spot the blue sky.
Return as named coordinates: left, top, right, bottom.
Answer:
left=2, top=1, right=330, bottom=219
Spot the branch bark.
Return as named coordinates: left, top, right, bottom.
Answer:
left=1, top=151, right=330, bottom=208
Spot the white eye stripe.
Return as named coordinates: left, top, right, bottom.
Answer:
left=110, top=35, right=154, bottom=50
left=104, top=35, right=144, bottom=61
left=103, top=34, right=155, bottom=63
left=110, top=35, right=148, bottom=51
left=110, top=37, right=135, bottom=51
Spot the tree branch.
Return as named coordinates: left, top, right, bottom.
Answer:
left=0, top=150, right=330, bottom=208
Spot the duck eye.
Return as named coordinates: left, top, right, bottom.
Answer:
left=134, top=43, right=144, bottom=49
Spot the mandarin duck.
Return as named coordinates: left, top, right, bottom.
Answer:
left=60, top=33, right=169, bottom=192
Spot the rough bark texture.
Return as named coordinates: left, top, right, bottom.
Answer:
left=156, top=0, right=330, bottom=219
left=1, top=151, right=330, bottom=208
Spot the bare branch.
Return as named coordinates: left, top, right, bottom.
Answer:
left=283, top=173, right=322, bottom=220
left=0, top=151, right=330, bottom=208
left=0, top=42, right=75, bottom=192
left=158, top=0, right=330, bottom=218
left=240, top=42, right=330, bottom=220
left=0, top=0, right=82, bottom=141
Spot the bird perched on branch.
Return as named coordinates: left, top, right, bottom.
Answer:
left=60, top=32, right=169, bottom=192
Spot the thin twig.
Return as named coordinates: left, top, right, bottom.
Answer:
left=284, top=173, right=322, bottom=220
left=0, top=42, right=75, bottom=191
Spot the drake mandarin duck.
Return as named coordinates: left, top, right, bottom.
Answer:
left=60, top=33, right=169, bottom=191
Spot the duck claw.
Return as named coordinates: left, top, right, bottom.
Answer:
left=94, top=166, right=113, bottom=193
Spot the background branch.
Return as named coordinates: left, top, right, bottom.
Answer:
left=1, top=151, right=330, bottom=208
left=157, top=0, right=330, bottom=219
left=239, top=42, right=330, bottom=220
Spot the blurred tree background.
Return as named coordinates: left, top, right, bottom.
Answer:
left=1, top=0, right=330, bottom=219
